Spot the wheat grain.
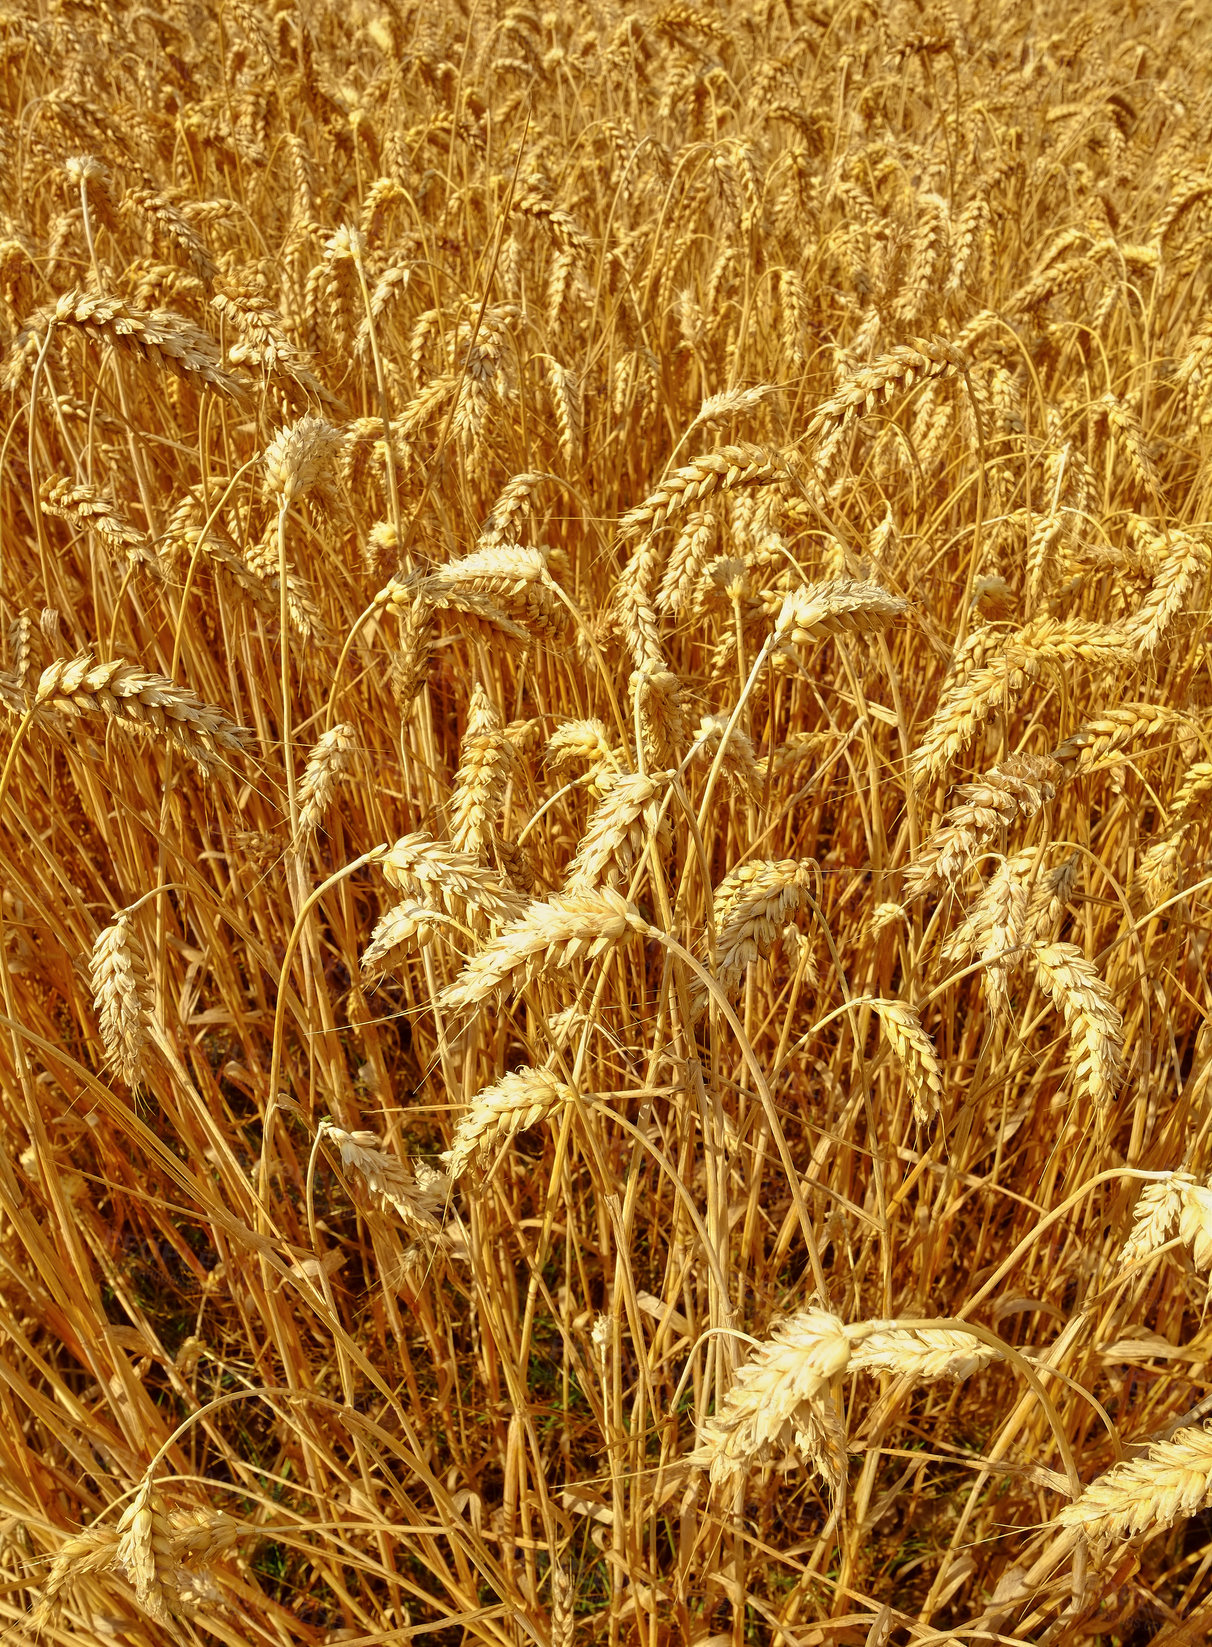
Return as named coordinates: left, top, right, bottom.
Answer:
left=849, top=1325, right=1001, bottom=1380
left=693, top=1309, right=851, bottom=1493
left=700, top=858, right=816, bottom=1008
left=30, top=1523, right=121, bottom=1629
left=450, top=683, right=509, bottom=859
left=5, top=287, right=246, bottom=396
left=617, top=443, right=788, bottom=542
left=380, top=831, right=525, bottom=927
left=115, top=1479, right=173, bottom=1623
left=41, top=477, right=154, bottom=568
left=1120, top=1175, right=1191, bottom=1265
left=566, top=768, right=671, bottom=891
left=904, top=754, right=1062, bottom=900
left=321, top=1120, right=447, bottom=1237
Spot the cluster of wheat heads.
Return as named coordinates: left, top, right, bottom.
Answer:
left=6, top=0, right=1212, bottom=1642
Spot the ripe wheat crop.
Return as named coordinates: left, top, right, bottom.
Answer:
left=4, top=1, right=1212, bottom=1643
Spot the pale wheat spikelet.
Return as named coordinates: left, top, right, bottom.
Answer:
left=805, top=338, right=966, bottom=460
left=656, top=509, right=716, bottom=616
left=7, top=612, right=33, bottom=688
left=757, top=730, right=829, bottom=781
left=41, top=477, right=153, bottom=567
left=702, top=858, right=816, bottom=1006
left=30, top=1523, right=121, bottom=1629
left=450, top=683, right=509, bottom=859
left=551, top=1560, right=574, bottom=1647
left=90, top=913, right=153, bottom=1087
left=848, top=1325, right=1002, bottom=1380
left=946, top=192, right=991, bottom=297
left=631, top=659, right=691, bottom=770
left=320, top=1120, right=447, bottom=1237
left=380, top=832, right=525, bottom=927
left=115, top=1479, right=173, bottom=1624
left=296, top=723, right=356, bottom=839
left=427, top=545, right=565, bottom=639
left=547, top=358, right=580, bottom=467
left=614, top=530, right=665, bottom=667
left=1138, top=831, right=1188, bottom=908
left=1120, top=1174, right=1192, bottom=1266
left=1177, top=1182, right=1212, bottom=1270
left=439, top=888, right=647, bottom=1013
left=1125, top=531, right=1211, bottom=655
left=689, top=712, right=761, bottom=802
left=212, top=288, right=326, bottom=400
left=1097, top=392, right=1162, bottom=500
left=943, top=849, right=1038, bottom=1012
left=565, top=769, right=672, bottom=891
left=547, top=719, right=623, bottom=789
left=122, top=186, right=217, bottom=283
left=35, top=654, right=249, bottom=772
left=904, top=754, right=1062, bottom=900
left=690, top=383, right=776, bottom=431
left=870, top=901, right=908, bottom=938
left=32, top=1498, right=237, bottom=1629
left=617, top=443, right=788, bottom=542
left=773, top=580, right=908, bottom=659
left=447, top=1067, right=574, bottom=1180
left=894, top=192, right=950, bottom=326
left=263, top=414, right=340, bottom=506
left=692, top=1310, right=851, bottom=1493
left=872, top=999, right=944, bottom=1123
left=243, top=523, right=327, bottom=642
left=1052, top=704, right=1185, bottom=777
left=479, top=471, right=554, bottom=546
left=1025, top=854, right=1078, bottom=943
left=383, top=585, right=436, bottom=707
left=1136, top=762, right=1212, bottom=905
left=1054, top=1423, right=1212, bottom=1543
left=361, top=902, right=443, bottom=973
left=911, top=619, right=1128, bottom=788
left=1029, top=942, right=1123, bottom=1107
left=5, top=287, right=246, bottom=396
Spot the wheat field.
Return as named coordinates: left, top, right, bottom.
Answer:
left=3, top=0, right=1212, bottom=1641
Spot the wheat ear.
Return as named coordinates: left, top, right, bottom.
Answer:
left=447, top=1067, right=574, bottom=1180
left=35, top=654, right=249, bottom=772
left=1029, top=942, right=1123, bottom=1107
left=692, top=1309, right=852, bottom=1494
left=872, top=999, right=945, bottom=1123
left=1054, top=1423, right=1212, bottom=1543
left=296, top=722, right=356, bottom=839
left=439, top=888, right=647, bottom=1013
left=90, top=913, right=153, bottom=1087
